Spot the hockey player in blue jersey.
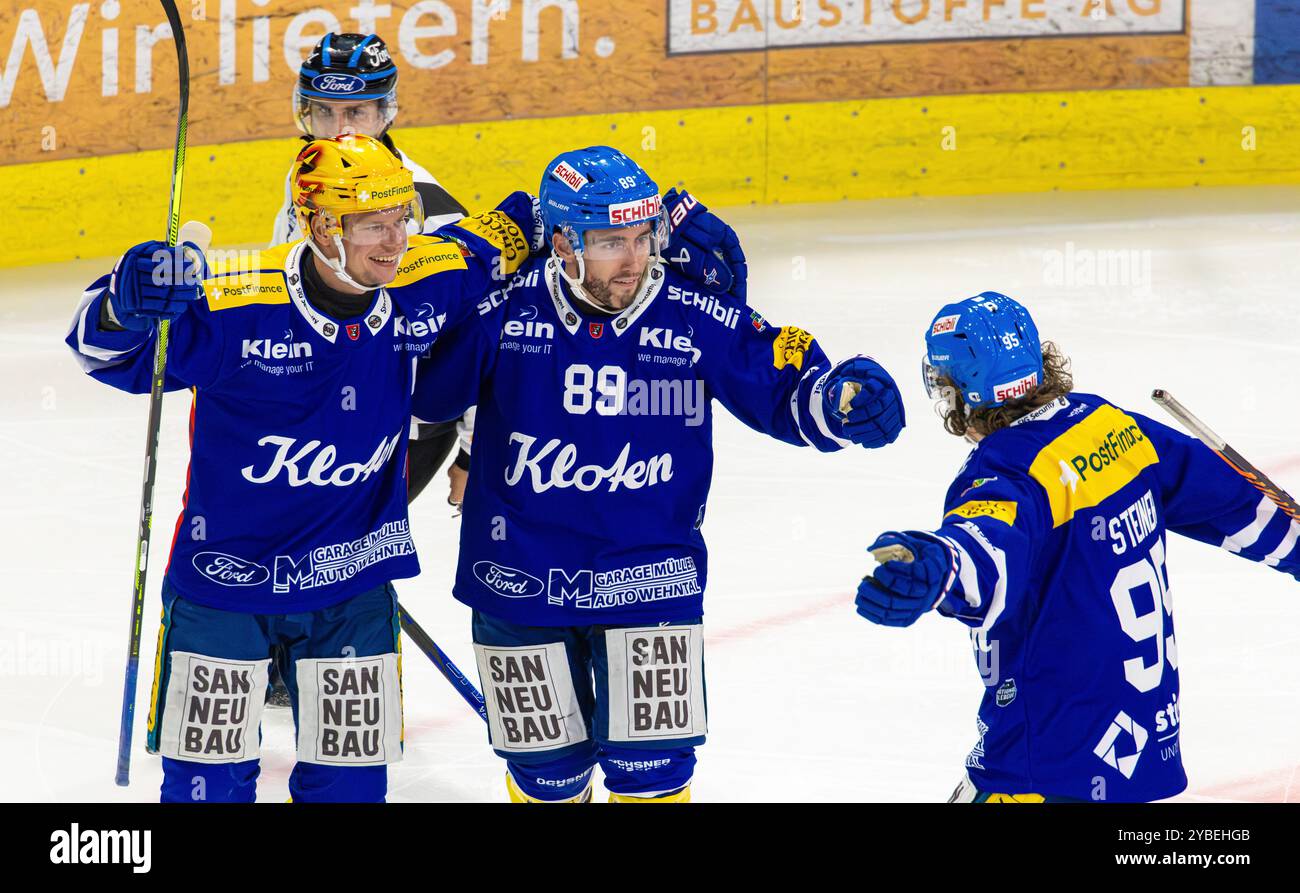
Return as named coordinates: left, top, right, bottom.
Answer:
left=856, top=293, right=1300, bottom=802
left=65, top=134, right=537, bottom=802
left=412, top=146, right=906, bottom=802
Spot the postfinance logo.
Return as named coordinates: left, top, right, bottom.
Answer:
left=1029, top=405, right=1159, bottom=527
left=204, top=272, right=290, bottom=311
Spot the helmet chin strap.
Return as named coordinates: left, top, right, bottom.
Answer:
left=305, top=234, right=386, bottom=293
left=555, top=243, right=661, bottom=315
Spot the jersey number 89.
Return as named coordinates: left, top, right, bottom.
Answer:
left=564, top=364, right=626, bottom=416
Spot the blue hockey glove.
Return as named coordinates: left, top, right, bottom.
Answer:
left=663, top=188, right=748, bottom=301
left=823, top=357, right=905, bottom=449
left=107, top=240, right=206, bottom=332
left=856, top=531, right=954, bottom=627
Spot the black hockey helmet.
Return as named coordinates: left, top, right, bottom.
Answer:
left=294, top=33, right=398, bottom=137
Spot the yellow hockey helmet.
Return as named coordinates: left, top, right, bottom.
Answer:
left=292, top=133, right=419, bottom=236
left=291, top=134, right=422, bottom=291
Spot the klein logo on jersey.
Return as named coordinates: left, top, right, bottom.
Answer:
left=502, top=318, right=555, bottom=341
left=192, top=552, right=270, bottom=587
left=931, top=314, right=961, bottom=336
left=472, top=561, right=545, bottom=599
left=241, top=338, right=312, bottom=360
left=311, top=73, right=365, bottom=94
left=552, top=161, right=589, bottom=192
left=609, top=194, right=661, bottom=226
left=639, top=327, right=700, bottom=363
left=993, top=372, right=1039, bottom=403
left=241, top=431, right=403, bottom=488
left=394, top=312, right=446, bottom=339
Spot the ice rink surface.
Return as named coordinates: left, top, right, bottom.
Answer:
left=2, top=185, right=1297, bottom=802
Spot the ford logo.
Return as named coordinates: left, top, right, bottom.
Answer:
left=472, top=561, right=544, bottom=598
left=193, top=552, right=270, bottom=587
left=311, top=73, right=365, bottom=94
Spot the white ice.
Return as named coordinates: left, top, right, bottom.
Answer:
left=2, top=185, right=1297, bottom=803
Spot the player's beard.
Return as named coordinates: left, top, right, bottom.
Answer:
left=584, top=262, right=645, bottom=312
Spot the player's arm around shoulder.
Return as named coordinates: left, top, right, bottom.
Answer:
left=425, top=192, right=543, bottom=281
left=857, top=450, right=1048, bottom=629
left=411, top=273, right=512, bottom=426
left=65, top=237, right=222, bottom=393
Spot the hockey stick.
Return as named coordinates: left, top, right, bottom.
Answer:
left=397, top=602, right=488, bottom=723
left=115, top=0, right=191, bottom=787
left=1152, top=389, right=1300, bottom=523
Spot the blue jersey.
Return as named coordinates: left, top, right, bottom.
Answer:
left=412, top=257, right=853, bottom=627
left=67, top=224, right=526, bottom=614
left=923, top=393, right=1300, bottom=802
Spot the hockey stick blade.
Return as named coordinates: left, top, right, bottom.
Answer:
left=1152, top=389, right=1300, bottom=523
left=397, top=603, right=488, bottom=723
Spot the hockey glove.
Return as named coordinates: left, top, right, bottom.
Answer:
left=856, top=531, right=954, bottom=627
left=823, top=357, right=905, bottom=449
left=663, top=188, right=748, bottom=301
left=493, top=190, right=547, bottom=253
left=107, top=240, right=207, bottom=332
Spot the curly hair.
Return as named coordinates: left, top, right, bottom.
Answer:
left=938, top=341, right=1074, bottom=439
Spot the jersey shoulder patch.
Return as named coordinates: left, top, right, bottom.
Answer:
left=203, top=242, right=294, bottom=312
left=1027, top=402, right=1160, bottom=528
left=390, top=237, right=469, bottom=288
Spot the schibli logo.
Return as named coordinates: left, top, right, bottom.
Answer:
left=931, top=314, right=961, bottom=336
left=472, top=561, right=545, bottom=598
left=478, top=269, right=540, bottom=316
left=640, top=327, right=701, bottom=363
left=993, top=372, right=1038, bottom=403
left=666, top=284, right=741, bottom=329
left=311, top=73, right=365, bottom=94
left=504, top=432, right=673, bottom=494
left=242, top=338, right=312, bottom=360
left=192, top=552, right=270, bottom=587
left=241, top=431, right=403, bottom=487
left=609, top=194, right=661, bottom=226
left=552, top=161, right=589, bottom=192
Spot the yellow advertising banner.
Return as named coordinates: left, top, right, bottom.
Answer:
left=3, top=0, right=1189, bottom=166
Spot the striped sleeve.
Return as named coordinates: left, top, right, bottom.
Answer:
left=929, top=472, right=1044, bottom=650
left=1133, top=410, right=1300, bottom=579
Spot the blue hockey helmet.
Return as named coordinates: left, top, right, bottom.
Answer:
left=923, top=293, right=1043, bottom=409
left=538, top=146, right=668, bottom=258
